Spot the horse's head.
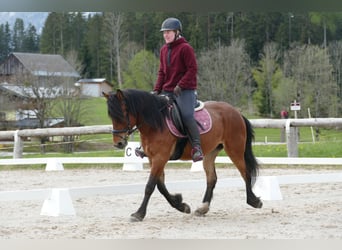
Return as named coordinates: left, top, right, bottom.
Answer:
left=104, top=88, right=170, bottom=150
left=103, top=89, right=138, bottom=149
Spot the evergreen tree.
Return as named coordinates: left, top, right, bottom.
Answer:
left=22, top=24, right=40, bottom=52
left=12, top=18, right=25, bottom=51
left=40, top=12, right=68, bottom=54
left=0, top=23, right=11, bottom=60
left=82, top=13, right=108, bottom=78
left=252, top=42, right=282, bottom=117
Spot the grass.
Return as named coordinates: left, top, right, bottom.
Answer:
left=82, top=97, right=110, bottom=126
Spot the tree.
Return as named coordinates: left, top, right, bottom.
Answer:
left=197, top=39, right=252, bottom=108
left=284, top=44, right=337, bottom=117
left=309, top=12, right=340, bottom=48
left=82, top=13, right=108, bottom=79
left=104, top=12, right=124, bottom=87
left=54, top=50, right=85, bottom=153
left=122, top=50, right=158, bottom=90
left=22, top=24, right=39, bottom=52
left=13, top=71, right=62, bottom=153
left=40, top=12, right=63, bottom=54
left=252, top=42, right=282, bottom=117
left=66, top=12, right=87, bottom=52
left=12, top=18, right=25, bottom=51
left=328, top=40, right=342, bottom=114
left=0, top=23, right=11, bottom=61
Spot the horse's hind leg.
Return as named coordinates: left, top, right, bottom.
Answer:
left=245, top=173, right=262, bottom=208
left=194, top=146, right=221, bottom=216
left=227, top=148, right=262, bottom=209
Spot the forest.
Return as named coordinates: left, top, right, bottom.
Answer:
left=1, top=11, right=342, bottom=118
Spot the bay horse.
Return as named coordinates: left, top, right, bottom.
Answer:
left=104, top=89, right=262, bottom=222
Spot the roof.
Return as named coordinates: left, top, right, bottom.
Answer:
left=0, top=82, right=63, bottom=99
left=11, top=52, right=80, bottom=78
left=77, top=78, right=113, bottom=86
left=15, top=118, right=65, bottom=129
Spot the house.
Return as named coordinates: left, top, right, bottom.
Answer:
left=76, top=78, right=113, bottom=97
left=0, top=52, right=80, bottom=82
left=0, top=52, right=80, bottom=130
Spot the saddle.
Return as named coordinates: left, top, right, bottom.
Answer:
left=166, top=100, right=212, bottom=137
left=165, top=99, right=212, bottom=160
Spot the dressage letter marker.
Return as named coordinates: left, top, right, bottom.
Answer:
left=123, top=141, right=144, bottom=171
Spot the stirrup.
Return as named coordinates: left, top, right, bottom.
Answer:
left=135, top=147, right=146, bottom=158
left=191, top=147, right=203, bottom=162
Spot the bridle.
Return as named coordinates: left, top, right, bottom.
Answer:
left=111, top=98, right=140, bottom=140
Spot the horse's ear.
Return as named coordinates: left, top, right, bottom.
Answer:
left=102, top=91, right=109, bottom=99
left=116, top=89, right=125, bottom=100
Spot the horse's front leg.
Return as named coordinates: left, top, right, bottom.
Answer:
left=157, top=171, right=191, bottom=214
left=130, top=174, right=157, bottom=222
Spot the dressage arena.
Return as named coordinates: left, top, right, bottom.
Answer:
left=1, top=165, right=342, bottom=239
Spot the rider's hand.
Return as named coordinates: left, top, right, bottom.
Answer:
left=150, top=90, right=160, bottom=95
left=173, top=85, right=182, bottom=97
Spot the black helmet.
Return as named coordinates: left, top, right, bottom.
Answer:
left=160, top=17, right=182, bottom=32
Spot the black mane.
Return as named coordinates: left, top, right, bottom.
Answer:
left=107, top=89, right=170, bottom=131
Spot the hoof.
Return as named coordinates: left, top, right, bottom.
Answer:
left=130, top=212, right=144, bottom=222
left=255, top=200, right=263, bottom=208
left=194, top=202, right=209, bottom=216
left=248, top=198, right=263, bottom=209
left=173, top=194, right=191, bottom=214
left=182, top=203, right=191, bottom=214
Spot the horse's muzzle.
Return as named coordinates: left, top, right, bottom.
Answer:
left=114, top=140, right=127, bottom=149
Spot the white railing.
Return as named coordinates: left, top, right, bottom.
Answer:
left=1, top=156, right=342, bottom=171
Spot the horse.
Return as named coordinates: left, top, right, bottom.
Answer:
left=104, top=88, right=262, bottom=222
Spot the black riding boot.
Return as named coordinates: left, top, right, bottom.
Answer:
left=184, top=119, right=203, bottom=162
left=135, top=146, right=146, bottom=158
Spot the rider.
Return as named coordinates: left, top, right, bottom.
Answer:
left=136, top=17, right=204, bottom=162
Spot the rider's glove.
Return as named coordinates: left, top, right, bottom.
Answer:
left=173, top=85, right=182, bottom=97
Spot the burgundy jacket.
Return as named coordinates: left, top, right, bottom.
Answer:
left=154, top=37, right=197, bottom=92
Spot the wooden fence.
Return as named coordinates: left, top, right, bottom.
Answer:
left=1, top=118, right=342, bottom=158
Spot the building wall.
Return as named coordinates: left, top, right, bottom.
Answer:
left=81, top=83, right=113, bottom=97
left=81, top=83, right=99, bottom=97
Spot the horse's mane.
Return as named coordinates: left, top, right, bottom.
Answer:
left=107, top=89, right=170, bottom=131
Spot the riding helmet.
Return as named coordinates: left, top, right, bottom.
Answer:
left=160, top=17, right=182, bottom=32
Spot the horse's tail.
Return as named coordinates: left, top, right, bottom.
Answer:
left=242, top=116, right=259, bottom=180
